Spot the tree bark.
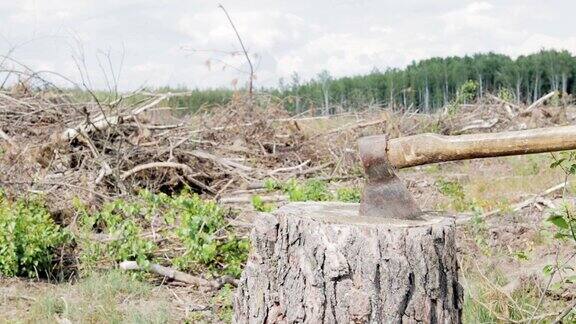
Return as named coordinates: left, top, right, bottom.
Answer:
left=234, top=202, right=463, bottom=323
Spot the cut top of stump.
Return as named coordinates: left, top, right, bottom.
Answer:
left=278, top=201, right=452, bottom=228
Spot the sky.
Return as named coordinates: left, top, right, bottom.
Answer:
left=0, top=0, right=575, bottom=91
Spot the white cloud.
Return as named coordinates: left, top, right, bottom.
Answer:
left=0, top=0, right=573, bottom=90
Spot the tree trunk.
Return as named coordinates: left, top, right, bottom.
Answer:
left=234, top=202, right=463, bottom=323
left=516, top=79, right=522, bottom=105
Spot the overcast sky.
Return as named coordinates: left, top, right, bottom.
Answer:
left=1, top=0, right=575, bottom=91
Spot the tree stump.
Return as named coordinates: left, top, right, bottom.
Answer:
left=234, top=202, right=462, bottom=323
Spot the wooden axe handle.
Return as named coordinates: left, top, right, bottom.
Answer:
left=387, top=125, right=576, bottom=169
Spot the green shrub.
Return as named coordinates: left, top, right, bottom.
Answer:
left=336, top=187, right=361, bottom=203
left=282, top=179, right=333, bottom=202
left=251, top=195, right=276, bottom=212
left=435, top=178, right=470, bottom=212
left=76, top=191, right=250, bottom=278
left=172, top=193, right=249, bottom=277
left=75, top=198, right=156, bottom=271
left=0, top=195, right=67, bottom=277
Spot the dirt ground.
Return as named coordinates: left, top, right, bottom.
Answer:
left=1, top=89, right=575, bottom=322
left=1, top=153, right=575, bottom=323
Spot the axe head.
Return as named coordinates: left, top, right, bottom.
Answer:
left=358, top=135, right=423, bottom=220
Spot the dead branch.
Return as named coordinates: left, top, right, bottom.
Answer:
left=119, top=261, right=238, bottom=290
left=525, top=91, right=557, bottom=112
left=458, top=118, right=499, bottom=133
left=218, top=4, right=254, bottom=96
left=315, top=118, right=385, bottom=138
left=267, top=160, right=310, bottom=176
left=552, top=298, right=576, bottom=324
left=60, top=94, right=167, bottom=141
left=479, top=181, right=568, bottom=219
left=190, top=149, right=253, bottom=172
left=0, top=128, right=15, bottom=147
left=120, top=161, right=215, bottom=194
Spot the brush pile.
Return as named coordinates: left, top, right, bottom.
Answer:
left=1, top=77, right=573, bottom=220
left=0, top=85, right=373, bottom=219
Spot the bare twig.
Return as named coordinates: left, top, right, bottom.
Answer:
left=120, top=161, right=215, bottom=194
left=525, top=91, right=557, bottom=112
left=119, top=261, right=238, bottom=290
left=218, top=4, right=254, bottom=96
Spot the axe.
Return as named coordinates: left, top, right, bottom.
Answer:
left=359, top=125, right=576, bottom=219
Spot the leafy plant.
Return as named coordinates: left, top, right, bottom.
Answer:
left=251, top=195, right=276, bottom=212
left=173, top=193, right=249, bottom=277
left=75, top=198, right=157, bottom=271
left=435, top=178, right=470, bottom=212
left=76, top=190, right=250, bottom=278
left=263, top=178, right=282, bottom=192
left=336, top=187, right=361, bottom=203
left=0, top=194, right=67, bottom=277
left=497, top=87, right=514, bottom=102
left=283, top=179, right=333, bottom=202
left=547, top=204, right=576, bottom=242
left=213, top=284, right=234, bottom=322
left=447, top=80, right=478, bottom=115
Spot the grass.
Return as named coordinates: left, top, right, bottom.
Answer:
left=26, top=271, right=171, bottom=323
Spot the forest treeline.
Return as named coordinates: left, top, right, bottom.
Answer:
left=162, top=49, right=575, bottom=114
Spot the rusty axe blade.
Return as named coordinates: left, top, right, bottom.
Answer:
left=358, top=135, right=423, bottom=220
left=359, top=125, right=576, bottom=220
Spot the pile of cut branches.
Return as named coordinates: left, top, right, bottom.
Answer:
left=0, top=82, right=357, bottom=218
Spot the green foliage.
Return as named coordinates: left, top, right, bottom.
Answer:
left=458, top=80, right=479, bottom=103
left=546, top=204, right=576, bottom=242
left=497, top=87, right=514, bottom=102
left=263, top=178, right=282, bottom=191
left=263, top=178, right=361, bottom=203
left=213, top=284, right=234, bottom=322
left=0, top=194, right=67, bottom=277
left=282, top=179, right=333, bottom=202
left=447, top=80, right=478, bottom=115
left=76, top=190, right=250, bottom=278
left=251, top=195, right=276, bottom=212
left=435, top=178, right=470, bottom=212
left=172, top=193, right=249, bottom=277
left=544, top=151, right=576, bottom=300
left=336, top=187, right=361, bottom=203
left=75, top=198, right=157, bottom=271
left=68, top=49, right=576, bottom=114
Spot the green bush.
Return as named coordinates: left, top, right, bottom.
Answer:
left=336, top=187, right=361, bottom=203
left=0, top=195, right=67, bottom=277
left=282, top=179, right=333, bottom=202
left=251, top=195, right=276, bottom=212
left=76, top=190, right=249, bottom=278
left=435, top=178, right=470, bottom=212
left=76, top=198, right=157, bottom=271
left=173, top=193, right=249, bottom=277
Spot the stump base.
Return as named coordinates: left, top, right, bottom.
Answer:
left=234, top=202, right=462, bottom=323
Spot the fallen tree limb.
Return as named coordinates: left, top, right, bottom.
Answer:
left=190, top=149, right=253, bottom=172
left=61, top=94, right=168, bottom=141
left=313, top=118, right=385, bottom=138
left=267, top=160, right=310, bottom=176
left=552, top=298, right=576, bottom=324
left=0, top=128, right=15, bottom=147
left=456, top=181, right=568, bottom=224
left=525, top=91, right=557, bottom=112
left=120, top=161, right=215, bottom=194
left=219, top=194, right=287, bottom=204
left=119, top=261, right=237, bottom=290
left=487, top=93, right=519, bottom=110
left=458, top=118, right=499, bottom=133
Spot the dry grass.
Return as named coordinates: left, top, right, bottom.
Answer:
left=2, top=271, right=171, bottom=323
